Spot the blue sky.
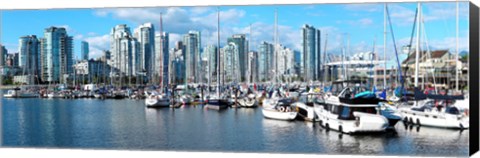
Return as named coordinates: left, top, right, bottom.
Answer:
left=0, top=2, right=469, bottom=60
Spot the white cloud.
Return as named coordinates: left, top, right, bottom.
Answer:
left=344, top=3, right=382, bottom=12
left=190, top=7, right=211, bottom=15
left=84, top=34, right=110, bottom=59
left=338, top=18, right=374, bottom=27
left=74, top=34, right=84, bottom=40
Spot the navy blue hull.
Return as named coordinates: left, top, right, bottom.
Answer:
left=205, top=99, right=229, bottom=110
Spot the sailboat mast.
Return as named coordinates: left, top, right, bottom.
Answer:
left=159, top=12, right=163, bottom=89
left=274, top=8, right=278, bottom=84
left=346, top=34, right=350, bottom=80
left=455, top=1, right=459, bottom=92
left=383, top=3, right=387, bottom=90
left=414, top=2, right=421, bottom=88
left=323, top=33, right=328, bottom=88
left=373, top=36, right=377, bottom=90
left=249, top=23, right=253, bottom=84
left=216, top=7, right=220, bottom=96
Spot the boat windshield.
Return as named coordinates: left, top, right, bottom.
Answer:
left=333, top=105, right=377, bottom=120
left=446, top=107, right=460, bottom=115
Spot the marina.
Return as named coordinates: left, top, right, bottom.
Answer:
left=0, top=1, right=471, bottom=157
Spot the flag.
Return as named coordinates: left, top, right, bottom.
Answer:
left=380, top=89, right=387, bottom=99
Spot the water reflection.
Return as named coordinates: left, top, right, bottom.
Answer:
left=1, top=98, right=469, bottom=156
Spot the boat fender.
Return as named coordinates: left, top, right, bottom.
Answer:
left=416, top=118, right=421, bottom=125
left=279, top=106, right=285, bottom=112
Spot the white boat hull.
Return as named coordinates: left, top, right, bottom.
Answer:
left=399, top=108, right=469, bottom=129
left=237, top=97, right=258, bottom=108
left=315, top=106, right=389, bottom=133
left=145, top=98, right=170, bottom=108
left=262, top=108, right=297, bottom=121
left=291, top=102, right=316, bottom=121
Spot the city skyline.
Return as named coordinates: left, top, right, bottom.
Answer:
left=1, top=2, right=469, bottom=61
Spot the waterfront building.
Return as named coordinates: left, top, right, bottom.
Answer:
left=18, top=35, right=41, bottom=84
left=40, top=27, right=73, bottom=83
left=203, top=45, right=217, bottom=84
left=168, top=45, right=185, bottom=84
left=301, top=24, right=321, bottom=82
left=258, top=41, right=274, bottom=82
left=183, top=31, right=201, bottom=83
left=74, top=59, right=111, bottom=84
left=6, top=53, right=19, bottom=67
left=0, top=44, right=7, bottom=66
left=110, top=24, right=140, bottom=82
left=134, top=23, right=155, bottom=83
left=247, top=51, right=258, bottom=83
left=154, top=32, right=169, bottom=87
left=221, top=42, right=240, bottom=83
left=227, top=34, right=248, bottom=82
left=401, top=48, right=466, bottom=90
left=81, top=41, right=89, bottom=60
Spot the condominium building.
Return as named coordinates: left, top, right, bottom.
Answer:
left=134, top=23, right=155, bottom=82
left=155, top=32, right=169, bottom=87
left=19, top=35, right=41, bottom=83
left=183, top=31, right=201, bottom=83
left=302, top=24, right=321, bottom=82
left=40, top=27, right=73, bottom=83
left=110, top=24, right=140, bottom=79
left=81, top=41, right=89, bottom=60
left=227, top=34, right=248, bottom=82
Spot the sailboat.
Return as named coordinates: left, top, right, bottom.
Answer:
left=261, top=9, right=298, bottom=120
left=145, top=12, right=171, bottom=108
left=205, top=8, right=229, bottom=110
left=398, top=2, right=469, bottom=129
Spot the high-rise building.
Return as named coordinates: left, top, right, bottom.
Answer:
left=227, top=34, right=248, bottom=82
left=1, top=44, right=8, bottom=66
left=247, top=51, right=258, bottom=83
left=203, top=45, right=217, bottom=83
left=81, top=41, right=89, bottom=60
left=110, top=24, right=140, bottom=80
left=274, top=44, right=295, bottom=81
left=302, top=24, right=321, bottom=82
left=155, top=32, right=169, bottom=87
left=183, top=31, right=201, bottom=83
left=258, top=41, right=274, bottom=82
left=19, top=35, right=41, bottom=82
left=40, top=27, right=73, bottom=83
left=134, top=23, right=155, bottom=82
left=168, top=41, right=185, bottom=84
left=221, top=43, right=240, bottom=83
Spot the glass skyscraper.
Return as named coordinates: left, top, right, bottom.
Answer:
left=302, top=24, right=321, bottom=82
left=227, top=34, right=248, bottom=82
left=258, top=41, right=274, bottom=82
left=81, top=41, right=89, bottom=60
left=134, top=23, right=155, bottom=83
left=155, top=32, right=169, bottom=87
left=110, top=24, right=140, bottom=79
left=19, top=35, right=41, bottom=78
left=204, top=45, right=217, bottom=83
left=183, top=31, right=201, bottom=83
left=40, top=27, right=73, bottom=83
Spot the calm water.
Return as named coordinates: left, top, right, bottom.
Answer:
left=1, top=98, right=469, bottom=156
